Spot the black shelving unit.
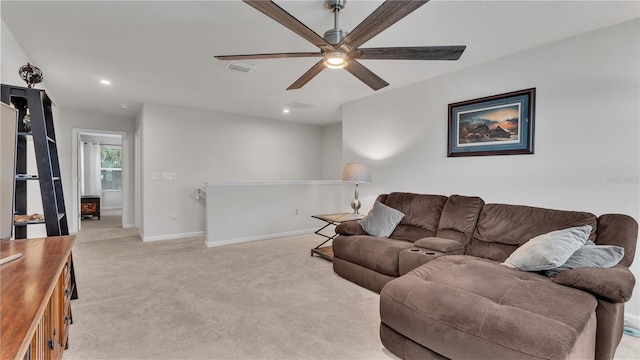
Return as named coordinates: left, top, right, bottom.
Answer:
left=1, top=84, right=77, bottom=300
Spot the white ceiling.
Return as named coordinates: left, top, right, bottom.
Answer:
left=2, top=1, right=638, bottom=125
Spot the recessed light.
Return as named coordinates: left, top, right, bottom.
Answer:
left=100, top=79, right=111, bottom=85
left=286, top=101, right=315, bottom=110
left=283, top=109, right=290, bottom=114
left=120, top=104, right=128, bottom=109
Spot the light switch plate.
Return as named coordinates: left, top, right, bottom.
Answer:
left=162, top=172, right=177, bottom=180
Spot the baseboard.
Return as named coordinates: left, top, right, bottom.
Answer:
left=625, top=312, right=640, bottom=330
left=206, top=228, right=316, bottom=248
left=142, top=231, right=205, bottom=242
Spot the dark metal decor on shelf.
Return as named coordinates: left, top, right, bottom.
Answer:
left=18, top=63, right=44, bottom=88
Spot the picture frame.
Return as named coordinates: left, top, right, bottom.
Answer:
left=447, top=88, right=535, bottom=157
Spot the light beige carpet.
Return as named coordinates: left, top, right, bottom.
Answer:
left=66, top=211, right=640, bottom=360
left=67, top=212, right=392, bottom=359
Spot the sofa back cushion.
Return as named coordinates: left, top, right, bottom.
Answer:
left=596, top=214, right=638, bottom=267
left=436, top=195, right=485, bottom=247
left=467, top=203, right=597, bottom=262
left=381, top=192, right=448, bottom=242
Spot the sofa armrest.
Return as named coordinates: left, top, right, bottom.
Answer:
left=552, top=265, right=636, bottom=303
left=335, top=221, right=366, bottom=236
left=414, top=237, right=464, bottom=253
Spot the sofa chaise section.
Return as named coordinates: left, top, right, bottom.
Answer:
left=381, top=255, right=599, bottom=360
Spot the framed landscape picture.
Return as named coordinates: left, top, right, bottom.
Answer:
left=447, top=88, right=535, bottom=157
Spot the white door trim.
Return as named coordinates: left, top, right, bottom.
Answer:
left=71, top=128, right=128, bottom=232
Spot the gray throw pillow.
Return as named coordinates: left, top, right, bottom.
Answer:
left=501, top=225, right=591, bottom=271
left=545, top=240, right=624, bottom=277
left=360, top=201, right=405, bottom=238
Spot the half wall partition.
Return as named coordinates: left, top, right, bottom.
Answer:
left=204, top=180, right=346, bottom=248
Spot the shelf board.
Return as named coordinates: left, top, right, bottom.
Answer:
left=311, top=246, right=334, bottom=261
left=15, top=175, right=61, bottom=181
left=13, top=220, right=46, bottom=226
left=15, top=174, right=39, bottom=181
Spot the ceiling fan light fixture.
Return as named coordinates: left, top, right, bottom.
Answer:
left=323, top=51, right=348, bottom=69
left=222, top=0, right=463, bottom=90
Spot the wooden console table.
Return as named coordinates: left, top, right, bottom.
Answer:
left=1, top=235, right=75, bottom=360
left=311, top=213, right=361, bottom=261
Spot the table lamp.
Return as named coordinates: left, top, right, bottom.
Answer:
left=342, top=163, right=371, bottom=216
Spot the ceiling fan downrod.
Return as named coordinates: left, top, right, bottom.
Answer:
left=324, top=0, right=347, bottom=45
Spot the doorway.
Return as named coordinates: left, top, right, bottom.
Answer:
left=71, top=129, right=129, bottom=233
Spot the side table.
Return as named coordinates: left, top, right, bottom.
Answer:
left=311, top=213, right=361, bottom=261
left=81, top=195, right=101, bottom=219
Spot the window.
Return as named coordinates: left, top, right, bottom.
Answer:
left=101, top=146, right=122, bottom=190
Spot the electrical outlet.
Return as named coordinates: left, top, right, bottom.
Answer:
left=295, top=209, right=299, bottom=215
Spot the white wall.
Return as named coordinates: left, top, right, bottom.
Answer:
left=139, top=103, right=327, bottom=240
left=101, top=190, right=122, bottom=209
left=343, top=20, right=640, bottom=321
left=321, top=122, right=343, bottom=180
left=1, top=20, right=30, bottom=86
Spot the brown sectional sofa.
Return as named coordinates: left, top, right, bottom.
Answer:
left=332, top=192, right=637, bottom=360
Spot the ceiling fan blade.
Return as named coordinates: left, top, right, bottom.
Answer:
left=287, top=60, right=326, bottom=90
left=355, top=46, right=466, bottom=60
left=340, top=0, right=429, bottom=49
left=215, top=52, right=323, bottom=61
left=344, top=60, right=389, bottom=91
left=243, top=1, right=332, bottom=50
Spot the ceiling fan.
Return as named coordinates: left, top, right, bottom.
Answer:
left=215, top=0, right=466, bottom=91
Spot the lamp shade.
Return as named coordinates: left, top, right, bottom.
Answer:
left=342, top=163, right=371, bottom=183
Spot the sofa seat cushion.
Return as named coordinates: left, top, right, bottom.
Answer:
left=333, top=235, right=414, bottom=277
left=380, top=255, right=598, bottom=360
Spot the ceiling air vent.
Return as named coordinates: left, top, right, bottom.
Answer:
left=226, top=61, right=256, bottom=73
left=285, top=101, right=315, bottom=110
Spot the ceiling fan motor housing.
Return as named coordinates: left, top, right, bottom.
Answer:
left=324, top=28, right=347, bottom=45
left=325, top=0, right=346, bottom=12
